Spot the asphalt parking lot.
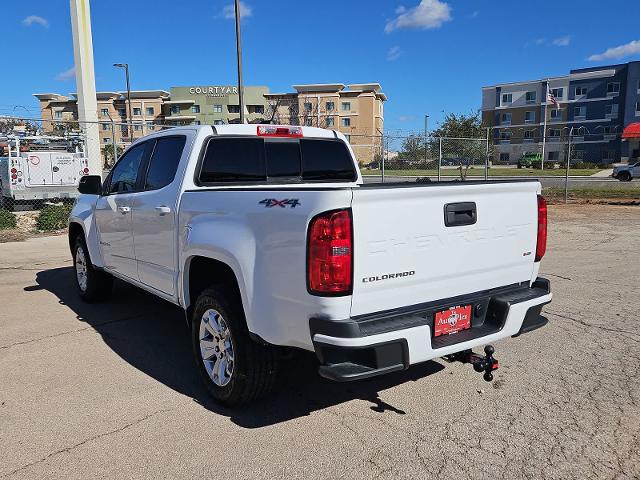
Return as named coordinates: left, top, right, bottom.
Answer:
left=1, top=204, right=639, bottom=479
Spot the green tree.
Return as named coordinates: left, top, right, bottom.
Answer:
left=102, top=144, right=124, bottom=167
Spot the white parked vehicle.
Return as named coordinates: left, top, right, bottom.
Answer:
left=69, top=124, right=552, bottom=406
left=0, top=136, right=89, bottom=209
left=612, top=161, right=640, bottom=181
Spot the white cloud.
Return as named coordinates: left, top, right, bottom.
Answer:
left=221, top=2, right=252, bottom=20
left=385, top=0, right=452, bottom=33
left=471, top=11, right=479, bottom=18
left=56, top=67, right=75, bottom=82
left=387, top=46, right=402, bottom=61
left=22, top=15, right=48, bottom=28
left=398, top=115, right=416, bottom=122
left=588, top=40, right=640, bottom=61
left=552, top=36, right=571, bottom=47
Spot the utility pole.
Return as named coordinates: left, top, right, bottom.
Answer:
left=70, top=0, right=101, bottom=176
left=234, top=0, right=246, bottom=124
left=114, top=63, right=133, bottom=140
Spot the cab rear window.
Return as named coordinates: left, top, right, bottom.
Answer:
left=198, top=137, right=356, bottom=184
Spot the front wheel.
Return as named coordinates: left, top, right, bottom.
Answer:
left=618, top=171, right=632, bottom=182
left=191, top=287, right=279, bottom=406
left=73, top=236, right=113, bottom=302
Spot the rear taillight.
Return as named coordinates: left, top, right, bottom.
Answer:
left=535, top=195, right=547, bottom=262
left=307, top=209, right=352, bottom=295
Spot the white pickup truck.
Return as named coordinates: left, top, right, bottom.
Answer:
left=69, top=124, right=552, bottom=406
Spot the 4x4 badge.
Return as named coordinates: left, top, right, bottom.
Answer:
left=259, top=199, right=301, bottom=208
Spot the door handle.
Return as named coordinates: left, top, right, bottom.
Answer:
left=117, top=206, right=131, bottom=214
left=155, top=205, right=171, bottom=215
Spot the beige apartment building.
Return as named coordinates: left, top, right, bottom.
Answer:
left=265, top=83, right=386, bottom=164
left=34, top=82, right=386, bottom=164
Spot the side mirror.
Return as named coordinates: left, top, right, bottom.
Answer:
left=78, top=175, right=102, bottom=195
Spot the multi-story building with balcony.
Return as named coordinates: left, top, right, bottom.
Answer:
left=482, top=61, right=640, bottom=164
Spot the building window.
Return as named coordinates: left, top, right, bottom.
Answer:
left=606, top=82, right=620, bottom=94
left=524, top=130, right=535, bottom=141
left=606, top=104, right=619, bottom=117
left=213, top=120, right=224, bottom=125
left=146, top=107, right=154, bottom=116
left=499, top=130, right=511, bottom=142
left=134, top=124, right=142, bottom=131
left=602, top=150, right=615, bottom=161
left=550, top=109, right=561, bottom=119
left=100, top=108, right=109, bottom=116
left=341, top=102, right=351, bottom=111
left=147, top=122, right=155, bottom=131
left=304, top=102, right=313, bottom=112
left=501, top=93, right=512, bottom=105
left=254, top=105, right=264, bottom=114
left=548, top=151, right=560, bottom=161
left=102, top=123, right=110, bottom=131
left=572, top=150, right=584, bottom=160
left=636, top=101, right=640, bottom=114
left=326, top=117, right=335, bottom=127
left=341, top=117, right=351, bottom=127
left=551, top=87, right=564, bottom=99
left=228, top=105, right=240, bottom=114
left=549, top=128, right=561, bottom=137
left=499, top=153, right=510, bottom=163
left=326, top=101, right=335, bottom=111
left=192, top=105, right=200, bottom=114
left=54, top=111, right=63, bottom=119
left=525, top=91, right=536, bottom=103
left=344, top=134, right=350, bottom=142
left=170, top=105, right=180, bottom=114
left=133, top=107, right=141, bottom=116
left=213, top=104, right=222, bottom=113
left=501, top=112, right=512, bottom=125
left=575, top=86, right=587, bottom=97
left=194, top=121, right=201, bottom=125
left=525, top=111, right=535, bottom=123
left=118, top=108, right=126, bottom=117
left=574, top=106, right=586, bottom=118
left=304, top=118, right=313, bottom=126
left=103, top=138, right=110, bottom=144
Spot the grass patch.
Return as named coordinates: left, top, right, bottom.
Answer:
left=361, top=168, right=603, bottom=177
left=543, top=186, right=640, bottom=201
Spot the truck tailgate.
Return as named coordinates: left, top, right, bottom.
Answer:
left=350, top=181, right=540, bottom=317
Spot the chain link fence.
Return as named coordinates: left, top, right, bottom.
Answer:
left=1, top=117, right=639, bottom=217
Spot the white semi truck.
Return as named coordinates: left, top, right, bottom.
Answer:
left=0, top=136, right=90, bottom=209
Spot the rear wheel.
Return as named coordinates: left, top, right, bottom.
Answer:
left=191, top=287, right=279, bottom=406
left=73, top=236, right=113, bottom=302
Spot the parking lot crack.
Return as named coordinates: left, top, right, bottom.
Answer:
left=0, top=314, right=146, bottom=350
left=1, top=408, right=172, bottom=478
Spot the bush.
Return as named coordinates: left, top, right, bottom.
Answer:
left=0, top=208, right=17, bottom=230
left=36, top=203, right=72, bottom=231
left=572, top=161, right=597, bottom=169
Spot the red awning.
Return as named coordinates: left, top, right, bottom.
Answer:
left=622, top=123, right=640, bottom=139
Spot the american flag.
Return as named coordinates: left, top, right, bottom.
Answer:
left=547, top=85, right=560, bottom=109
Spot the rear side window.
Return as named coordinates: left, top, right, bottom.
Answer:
left=198, top=137, right=356, bottom=184
left=145, top=136, right=186, bottom=190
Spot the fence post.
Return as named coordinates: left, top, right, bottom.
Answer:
left=381, top=135, right=386, bottom=183
left=438, top=137, right=442, bottom=182
left=485, top=127, right=490, bottom=181
left=565, top=127, right=572, bottom=204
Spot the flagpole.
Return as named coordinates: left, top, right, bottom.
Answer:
left=541, top=79, right=548, bottom=172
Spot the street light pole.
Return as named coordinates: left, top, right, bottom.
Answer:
left=234, top=0, right=246, bottom=124
left=424, top=114, right=429, bottom=165
left=114, top=63, right=133, bottom=141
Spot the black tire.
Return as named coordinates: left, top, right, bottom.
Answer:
left=191, top=287, right=279, bottom=407
left=618, top=171, right=632, bottom=182
left=73, top=235, right=113, bottom=302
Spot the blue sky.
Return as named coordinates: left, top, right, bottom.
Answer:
left=2, top=0, right=640, bottom=133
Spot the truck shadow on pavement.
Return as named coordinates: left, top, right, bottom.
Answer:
left=29, top=267, right=444, bottom=428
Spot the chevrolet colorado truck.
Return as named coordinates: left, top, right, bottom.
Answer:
left=69, top=124, right=552, bottom=406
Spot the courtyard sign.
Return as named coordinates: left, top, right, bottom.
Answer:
left=189, top=86, right=238, bottom=97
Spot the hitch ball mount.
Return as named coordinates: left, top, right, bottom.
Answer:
left=449, top=345, right=499, bottom=382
